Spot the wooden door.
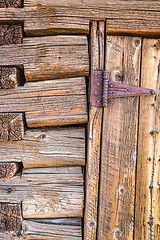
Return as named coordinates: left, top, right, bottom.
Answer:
left=0, top=1, right=160, bottom=240
left=85, top=23, right=160, bottom=240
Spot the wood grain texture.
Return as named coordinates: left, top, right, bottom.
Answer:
left=0, top=113, right=24, bottom=141
left=0, top=35, right=89, bottom=82
left=1, top=1, right=160, bottom=36
left=0, top=218, right=82, bottom=239
left=97, top=36, right=141, bottom=239
left=0, top=127, right=85, bottom=168
left=0, top=202, right=21, bottom=232
left=0, top=78, right=88, bottom=127
left=0, top=167, right=84, bottom=218
left=0, top=25, right=23, bottom=89
left=22, top=218, right=82, bottom=240
left=0, top=162, right=21, bottom=179
left=0, top=24, right=22, bottom=45
left=135, top=39, right=160, bottom=240
left=0, top=0, right=22, bottom=7
left=0, top=67, right=21, bottom=89
left=84, top=21, right=105, bottom=240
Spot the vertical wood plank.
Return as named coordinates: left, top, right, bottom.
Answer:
left=97, top=36, right=142, bottom=239
left=84, top=21, right=105, bottom=240
left=135, top=39, right=160, bottom=240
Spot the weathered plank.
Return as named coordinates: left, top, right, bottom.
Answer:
left=0, top=167, right=84, bottom=218
left=0, top=162, right=21, bottom=179
left=0, top=36, right=89, bottom=82
left=84, top=21, right=105, bottom=240
left=135, top=39, right=160, bottom=240
left=0, top=218, right=82, bottom=239
left=1, top=1, right=160, bottom=36
left=22, top=218, right=82, bottom=240
left=0, top=127, right=85, bottom=168
left=0, top=113, right=24, bottom=141
left=97, top=36, right=141, bottom=239
left=0, top=202, right=22, bottom=233
left=0, top=78, right=87, bottom=127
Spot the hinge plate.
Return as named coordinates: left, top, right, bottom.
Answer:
left=91, top=70, right=155, bottom=107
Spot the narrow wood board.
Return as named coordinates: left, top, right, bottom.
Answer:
left=1, top=1, right=160, bottom=36
left=135, top=39, right=160, bottom=240
left=0, top=167, right=84, bottom=218
left=0, top=127, right=85, bottom=168
left=0, top=78, right=88, bottom=127
left=0, top=35, right=89, bottom=82
left=0, top=218, right=82, bottom=239
left=97, top=36, right=141, bottom=239
left=84, top=21, right=105, bottom=240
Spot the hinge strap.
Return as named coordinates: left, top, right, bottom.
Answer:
left=91, top=70, right=155, bottom=107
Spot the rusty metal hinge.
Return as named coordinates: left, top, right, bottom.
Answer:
left=91, top=70, right=155, bottom=107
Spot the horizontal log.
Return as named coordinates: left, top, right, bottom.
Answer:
left=0, top=218, right=82, bottom=239
left=0, top=127, right=85, bottom=168
left=0, top=78, right=88, bottom=127
left=0, top=167, right=84, bottom=218
left=0, top=35, right=89, bottom=81
left=1, top=1, right=160, bottom=36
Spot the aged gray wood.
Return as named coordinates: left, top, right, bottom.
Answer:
left=0, top=78, right=88, bottom=127
left=0, top=218, right=82, bottom=239
left=0, top=36, right=89, bottom=82
left=0, top=127, right=85, bottom=168
left=0, top=167, right=84, bottom=218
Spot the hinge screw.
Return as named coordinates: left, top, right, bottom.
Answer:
left=94, top=73, right=98, bottom=76
left=96, top=82, right=101, bottom=86
left=94, top=91, right=98, bottom=96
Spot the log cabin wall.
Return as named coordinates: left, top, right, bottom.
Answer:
left=0, top=1, right=160, bottom=240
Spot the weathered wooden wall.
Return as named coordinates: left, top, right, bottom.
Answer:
left=0, top=1, right=160, bottom=240
left=0, top=1, right=88, bottom=239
